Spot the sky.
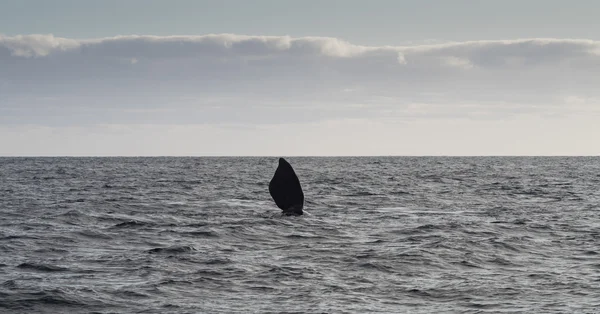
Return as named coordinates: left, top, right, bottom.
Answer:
left=1, top=0, right=600, bottom=156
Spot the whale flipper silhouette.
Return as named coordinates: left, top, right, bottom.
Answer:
left=269, top=158, right=304, bottom=215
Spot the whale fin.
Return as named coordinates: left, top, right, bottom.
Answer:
left=269, top=158, right=304, bottom=215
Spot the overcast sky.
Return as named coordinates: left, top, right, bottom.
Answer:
left=1, top=0, right=599, bottom=156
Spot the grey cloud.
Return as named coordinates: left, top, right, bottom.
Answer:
left=1, top=34, right=600, bottom=127
left=398, top=38, right=600, bottom=67
left=3, top=34, right=598, bottom=64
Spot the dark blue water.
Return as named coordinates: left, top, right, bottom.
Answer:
left=1, top=157, right=599, bottom=313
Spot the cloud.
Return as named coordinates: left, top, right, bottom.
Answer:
left=1, top=34, right=600, bottom=130
left=0, top=34, right=79, bottom=57
left=0, top=33, right=370, bottom=59
left=398, top=38, right=600, bottom=66
left=2, top=34, right=599, bottom=65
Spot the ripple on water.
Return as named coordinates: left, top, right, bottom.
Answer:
left=1, top=157, right=600, bottom=313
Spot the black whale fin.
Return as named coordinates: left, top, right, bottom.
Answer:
left=269, top=158, right=304, bottom=215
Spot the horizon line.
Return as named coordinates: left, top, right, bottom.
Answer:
left=0, top=155, right=598, bottom=158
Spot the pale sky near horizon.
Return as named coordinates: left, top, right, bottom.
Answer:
left=1, top=0, right=600, bottom=156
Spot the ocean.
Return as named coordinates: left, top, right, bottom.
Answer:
left=1, top=157, right=599, bottom=313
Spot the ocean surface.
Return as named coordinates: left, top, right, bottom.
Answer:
left=1, top=157, right=599, bottom=313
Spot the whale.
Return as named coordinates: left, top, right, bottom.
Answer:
left=269, top=157, right=304, bottom=215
